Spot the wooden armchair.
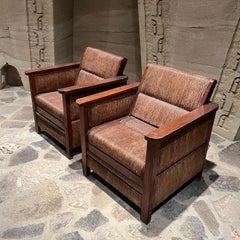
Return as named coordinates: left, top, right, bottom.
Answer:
left=76, top=64, right=218, bottom=224
left=25, top=47, right=127, bottom=158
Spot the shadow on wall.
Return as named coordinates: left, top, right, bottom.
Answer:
left=0, top=63, right=23, bottom=89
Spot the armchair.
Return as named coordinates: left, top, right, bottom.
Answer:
left=25, top=47, right=127, bottom=158
left=76, top=63, right=218, bottom=224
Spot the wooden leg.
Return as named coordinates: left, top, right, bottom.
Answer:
left=66, top=146, right=73, bottom=159
left=82, top=164, right=90, bottom=176
left=140, top=207, right=152, bottom=224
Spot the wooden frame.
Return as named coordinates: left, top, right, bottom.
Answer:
left=76, top=69, right=218, bottom=223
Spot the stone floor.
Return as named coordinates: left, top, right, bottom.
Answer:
left=0, top=86, right=239, bottom=240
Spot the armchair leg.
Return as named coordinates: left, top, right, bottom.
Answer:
left=66, top=147, right=73, bottom=159
left=140, top=206, right=152, bottom=224
left=35, top=123, right=41, bottom=133
left=82, top=164, right=90, bottom=176
left=140, top=190, right=153, bottom=224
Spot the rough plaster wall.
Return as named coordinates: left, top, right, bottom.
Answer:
left=26, top=0, right=55, bottom=77
left=0, top=0, right=55, bottom=90
left=0, top=0, right=30, bottom=89
left=138, top=0, right=240, bottom=140
left=73, top=0, right=141, bottom=83
left=53, top=0, right=73, bottom=64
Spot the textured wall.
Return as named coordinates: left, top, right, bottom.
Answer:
left=0, top=0, right=56, bottom=90
left=73, top=0, right=142, bottom=83
left=138, top=0, right=240, bottom=140
left=53, top=0, right=73, bottom=64
left=0, top=0, right=30, bottom=89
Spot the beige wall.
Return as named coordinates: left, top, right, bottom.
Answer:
left=138, top=0, right=240, bottom=140
left=0, top=0, right=30, bottom=89
left=53, top=0, right=74, bottom=64
left=73, top=0, right=142, bottom=83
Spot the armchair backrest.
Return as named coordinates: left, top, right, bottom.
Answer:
left=131, top=64, right=216, bottom=128
left=74, top=47, right=127, bottom=85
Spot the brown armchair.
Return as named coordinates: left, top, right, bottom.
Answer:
left=25, top=47, right=127, bottom=158
left=76, top=63, right=218, bottom=224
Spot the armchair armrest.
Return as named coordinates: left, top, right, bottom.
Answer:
left=58, top=75, right=128, bottom=95
left=145, top=102, right=219, bottom=175
left=76, top=82, right=139, bottom=105
left=25, top=62, right=80, bottom=75
left=25, top=62, right=80, bottom=95
left=146, top=102, right=219, bottom=143
left=77, top=82, right=139, bottom=127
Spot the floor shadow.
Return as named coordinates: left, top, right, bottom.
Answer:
left=38, top=132, right=81, bottom=158
left=86, top=159, right=219, bottom=237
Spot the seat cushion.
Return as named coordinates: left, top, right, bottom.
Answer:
left=35, top=91, right=79, bottom=121
left=88, top=116, right=157, bottom=176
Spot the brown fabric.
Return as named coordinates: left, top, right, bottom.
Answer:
left=140, top=64, right=212, bottom=111
left=33, top=68, right=77, bottom=94
left=131, top=93, right=189, bottom=128
left=90, top=93, right=135, bottom=127
left=35, top=91, right=79, bottom=121
left=88, top=116, right=157, bottom=176
left=75, top=69, right=104, bottom=85
left=80, top=47, right=125, bottom=79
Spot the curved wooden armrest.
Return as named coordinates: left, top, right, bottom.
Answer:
left=76, top=82, right=139, bottom=106
left=145, top=102, right=219, bottom=143
left=25, top=62, right=81, bottom=75
left=58, top=75, right=128, bottom=95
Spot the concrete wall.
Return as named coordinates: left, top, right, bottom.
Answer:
left=138, top=0, right=240, bottom=140
left=73, top=0, right=142, bottom=83
left=53, top=0, right=73, bottom=64
left=0, top=0, right=30, bottom=89
left=0, top=0, right=56, bottom=90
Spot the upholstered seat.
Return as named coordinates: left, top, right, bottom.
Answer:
left=88, top=116, right=156, bottom=176
left=25, top=47, right=127, bottom=158
left=76, top=63, right=218, bottom=223
left=35, top=92, right=79, bottom=121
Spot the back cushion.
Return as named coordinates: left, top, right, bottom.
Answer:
left=77, top=47, right=125, bottom=83
left=75, top=70, right=103, bottom=85
left=131, top=64, right=213, bottom=127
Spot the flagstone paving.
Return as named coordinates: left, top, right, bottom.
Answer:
left=0, top=86, right=239, bottom=240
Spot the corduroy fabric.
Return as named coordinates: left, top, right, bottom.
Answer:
left=35, top=91, right=79, bottom=121
left=88, top=116, right=157, bottom=176
left=140, top=64, right=212, bottom=111
left=131, top=93, right=189, bottom=128
left=80, top=47, right=125, bottom=79
left=74, top=70, right=104, bottom=85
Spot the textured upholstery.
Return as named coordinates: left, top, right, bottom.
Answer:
left=131, top=64, right=213, bottom=128
left=80, top=47, right=125, bottom=79
left=77, top=63, right=218, bottom=223
left=75, top=70, right=104, bottom=85
left=89, top=116, right=157, bottom=176
left=131, top=93, right=189, bottom=128
left=139, top=64, right=212, bottom=110
left=35, top=92, right=79, bottom=121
